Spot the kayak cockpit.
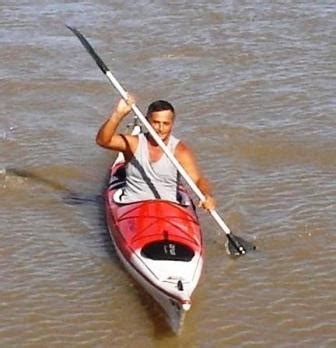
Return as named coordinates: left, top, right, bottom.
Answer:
left=113, top=187, right=191, bottom=207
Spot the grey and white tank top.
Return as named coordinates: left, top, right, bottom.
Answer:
left=121, top=133, right=180, bottom=203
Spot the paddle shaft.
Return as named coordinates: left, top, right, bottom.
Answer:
left=67, top=26, right=245, bottom=254
left=110, top=76, right=245, bottom=253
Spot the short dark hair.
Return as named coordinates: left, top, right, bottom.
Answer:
left=146, top=100, right=175, bottom=118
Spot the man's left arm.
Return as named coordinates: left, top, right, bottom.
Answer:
left=175, top=142, right=216, bottom=210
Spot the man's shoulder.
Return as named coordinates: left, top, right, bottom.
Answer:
left=119, top=133, right=139, bottom=142
left=175, top=140, right=194, bottom=158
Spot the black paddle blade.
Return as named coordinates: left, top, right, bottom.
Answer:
left=226, top=234, right=256, bottom=256
left=66, top=25, right=109, bottom=74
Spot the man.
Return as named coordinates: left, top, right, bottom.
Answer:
left=96, top=95, right=215, bottom=210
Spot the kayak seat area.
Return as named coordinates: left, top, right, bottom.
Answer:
left=108, top=166, right=126, bottom=190
left=141, top=241, right=195, bottom=262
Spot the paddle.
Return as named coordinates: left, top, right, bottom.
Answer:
left=66, top=26, right=256, bottom=256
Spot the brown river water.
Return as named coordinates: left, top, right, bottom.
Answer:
left=1, top=1, right=335, bottom=347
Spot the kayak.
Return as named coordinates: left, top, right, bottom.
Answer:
left=104, top=124, right=204, bottom=333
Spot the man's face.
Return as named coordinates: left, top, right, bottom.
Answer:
left=148, top=110, right=175, bottom=143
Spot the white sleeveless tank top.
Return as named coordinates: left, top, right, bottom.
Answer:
left=121, top=133, right=180, bottom=203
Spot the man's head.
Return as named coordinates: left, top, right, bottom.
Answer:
left=146, top=100, right=175, bottom=143
left=146, top=100, right=175, bottom=118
